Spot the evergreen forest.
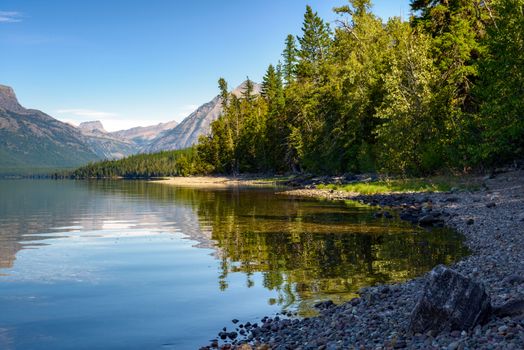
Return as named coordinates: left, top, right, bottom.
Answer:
left=73, top=0, right=524, bottom=178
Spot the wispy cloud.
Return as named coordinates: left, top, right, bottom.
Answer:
left=0, top=11, right=22, bottom=23
left=55, top=109, right=119, bottom=118
left=174, top=104, right=198, bottom=121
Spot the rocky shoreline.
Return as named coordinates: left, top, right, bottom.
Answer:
left=201, top=169, right=524, bottom=350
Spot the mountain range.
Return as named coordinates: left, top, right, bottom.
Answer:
left=0, top=85, right=101, bottom=172
left=0, top=81, right=259, bottom=174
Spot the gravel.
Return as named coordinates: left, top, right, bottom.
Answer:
left=201, top=169, right=524, bottom=350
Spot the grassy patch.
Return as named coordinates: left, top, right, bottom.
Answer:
left=317, top=176, right=480, bottom=195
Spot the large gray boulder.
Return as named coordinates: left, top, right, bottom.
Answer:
left=409, top=265, right=491, bottom=334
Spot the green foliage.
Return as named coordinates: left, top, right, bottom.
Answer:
left=471, top=0, right=524, bottom=165
left=296, top=5, right=332, bottom=79
left=318, top=176, right=479, bottom=194
left=375, top=20, right=440, bottom=174
left=198, top=1, right=522, bottom=176
left=282, top=34, right=298, bottom=85
left=70, top=148, right=203, bottom=178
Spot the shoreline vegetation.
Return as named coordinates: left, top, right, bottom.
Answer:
left=152, top=173, right=482, bottom=193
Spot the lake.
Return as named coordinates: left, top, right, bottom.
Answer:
left=0, top=180, right=467, bottom=349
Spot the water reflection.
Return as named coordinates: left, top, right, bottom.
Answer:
left=0, top=180, right=467, bottom=311
left=0, top=180, right=468, bottom=349
left=188, top=188, right=467, bottom=314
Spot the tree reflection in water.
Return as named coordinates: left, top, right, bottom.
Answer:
left=164, top=185, right=468, bottom=316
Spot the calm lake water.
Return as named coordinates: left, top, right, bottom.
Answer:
left=0, top=180, right=467, bottom=349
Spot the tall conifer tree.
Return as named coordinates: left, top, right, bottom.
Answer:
left=282, top=34, right=297, bottom=85
left=297, top=5, right=331, bottom=78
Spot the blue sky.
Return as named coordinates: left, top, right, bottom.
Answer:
left=0, top=1, right=411, bottom=131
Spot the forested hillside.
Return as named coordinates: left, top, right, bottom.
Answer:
left=197, top=0, right=523, bottom=175
left=72, top=0, right=523, bottom=178
left=70, top=148, right=203, bottom=178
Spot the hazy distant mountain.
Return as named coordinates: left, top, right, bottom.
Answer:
left=0, top=84, right=143, bottom=173
left=0, top=84, right=101, bottom=172
left=145, top=96, right=222, bottom=153
left=111, top=120, right=178, bottom=148
left=76, top=120, right=139, bottom=159
left=78, top=120, right=106, bottom=134
left=145, top=81, right=261, bottom=153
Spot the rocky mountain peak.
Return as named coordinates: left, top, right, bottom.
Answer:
left=78, top=120, right=107, bottom=134
left=0, top=84, right=24, bottom=113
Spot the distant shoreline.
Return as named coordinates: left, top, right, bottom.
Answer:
left=152, top=175, right=287, bottom=188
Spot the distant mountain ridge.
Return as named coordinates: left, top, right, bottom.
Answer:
left=146, top=80, right=261, bottom=153
left=0, top=84, right=148, bottom=173
left=0, top=84, right=102, bottom=172
left=0, top=85, right=24, bottom=113
left=111, top=120, right=178, bottom=148
left=78, top=120, right=106, bottom=134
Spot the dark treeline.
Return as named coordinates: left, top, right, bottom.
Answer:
left=197, top=0, right=524, bottom=175
left=69, top=148, right=203, bottom=178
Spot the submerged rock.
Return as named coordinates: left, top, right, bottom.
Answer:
left=409, top=265, right=491, bottom=334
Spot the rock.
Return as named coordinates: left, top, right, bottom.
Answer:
left=493, top=299, right=524, bottom=317
left=409, top=265, right=491, bottom=334
left=418, top=214, right=443, bottom=226
left=447, top=341, right=460, bottom=350
left=466, top=218, right=474, bottom=225
left=486, top=202, right=497, bottom=208
left=232, top=319, right=239, bottom=324
left=227, top=331, right=238, bottom=340
left=314, top=300, right=335, bottom=310
left=502, top=274, right=524, bottom=286
left=393, top=340, right=407, bottom=348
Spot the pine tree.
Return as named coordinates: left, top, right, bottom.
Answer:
left=262, top=65, right=278, bottom=102
left=242, top=77, right=255, bottom=103
left=218, top=78, right=229, bottom=110
left=282, top=34, right=297, bottom=85
left=296, top=5, right=332, bottom=78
